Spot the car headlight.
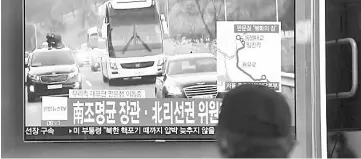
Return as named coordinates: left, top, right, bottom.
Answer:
left=157, top=57, right=164, bottom=66
left=28, top=74, right=41, bottom=82
left=110, top=62, right=118, bottom=70
left=164, top=80, right=182, bottom=95
left=68, top=69, right=79, bottom=78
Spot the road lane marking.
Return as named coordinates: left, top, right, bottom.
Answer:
left=86, top=80, right=92, bottom=87
left=79, top=73, right=84, bottom=80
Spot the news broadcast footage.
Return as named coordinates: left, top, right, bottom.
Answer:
left=24, top=0, right=295, bottom=141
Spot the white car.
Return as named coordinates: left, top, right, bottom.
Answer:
left=76, top=51, right=91, bottom=66
left=89, top=49, right=104, bottom=72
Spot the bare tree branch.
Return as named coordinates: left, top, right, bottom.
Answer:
left=211, top=0, right=218, bottom=36
left=216, top=0, right=224, bottom=20
left=200, top=0, right=210, bottom=13
left=194, top=0, right=214, bottom=39
left=95, top=0, right=107, bottom=7
left=212, top=0, right=217, bottom=12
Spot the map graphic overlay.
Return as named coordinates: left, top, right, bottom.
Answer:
left=216, top=21, right=282, bottom=92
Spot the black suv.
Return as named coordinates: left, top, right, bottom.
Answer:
left=25, top=48, right=83, bottom=102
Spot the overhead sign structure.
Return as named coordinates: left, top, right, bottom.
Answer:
left=216, top=21, right=282, bottom=92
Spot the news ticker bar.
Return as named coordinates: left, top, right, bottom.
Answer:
left=24, top=126, right=296, bottom=141
left=25, top=126, right=216, bottom=136
left=24, top=126, right=216, bottom=141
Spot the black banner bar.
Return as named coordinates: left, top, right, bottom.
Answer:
left=24, top=126, right=216, bottom=141
left=24, top=126, right=296, bottom=141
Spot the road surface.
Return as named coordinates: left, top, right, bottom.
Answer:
left=25, top=66, right=156, bottom=126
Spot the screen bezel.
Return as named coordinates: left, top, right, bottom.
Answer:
left=22, top=1, right=295, bottom=143
left=2, top=0, right=323, bottom=158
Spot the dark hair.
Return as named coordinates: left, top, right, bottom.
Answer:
left=216, top=127, right=294, bottom=158
left=216, top=84, right=294, bottom=157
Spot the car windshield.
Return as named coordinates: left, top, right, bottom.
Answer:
left=108, top=6, right=162, bottom=58
left=109, top=6, right=158, bottom=25
left=110, top=24, right=162, bottom=57
left=31, top=50, right=75, bottom=67
left=89, top=35, right=97, bottom=40
left=167, top=57, right=217, bottom=75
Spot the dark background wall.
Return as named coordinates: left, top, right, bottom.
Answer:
left=326, top=0, right=361, bottom=131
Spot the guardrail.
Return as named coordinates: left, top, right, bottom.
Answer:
left=281, top=72, right=295, bottom=88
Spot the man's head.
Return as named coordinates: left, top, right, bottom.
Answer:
left=216, top=84, right=295, bottom=158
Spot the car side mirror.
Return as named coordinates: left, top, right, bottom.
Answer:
left=24, top=63, right=28, bottom=68
left=163, top=74, right=167, bottom=80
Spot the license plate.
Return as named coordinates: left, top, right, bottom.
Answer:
left=193, top=95, right=214, bottom=99
left=135, top=71, right=143, bottom=75
left=47, top=85, right=62, bottom=89
left=132, top=77, right=142, bottom=80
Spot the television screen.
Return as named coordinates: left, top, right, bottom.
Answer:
left=24, top=0, right=295, bottom=141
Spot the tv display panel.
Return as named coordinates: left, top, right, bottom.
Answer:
left=24, top=0, right=295, bottom=141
